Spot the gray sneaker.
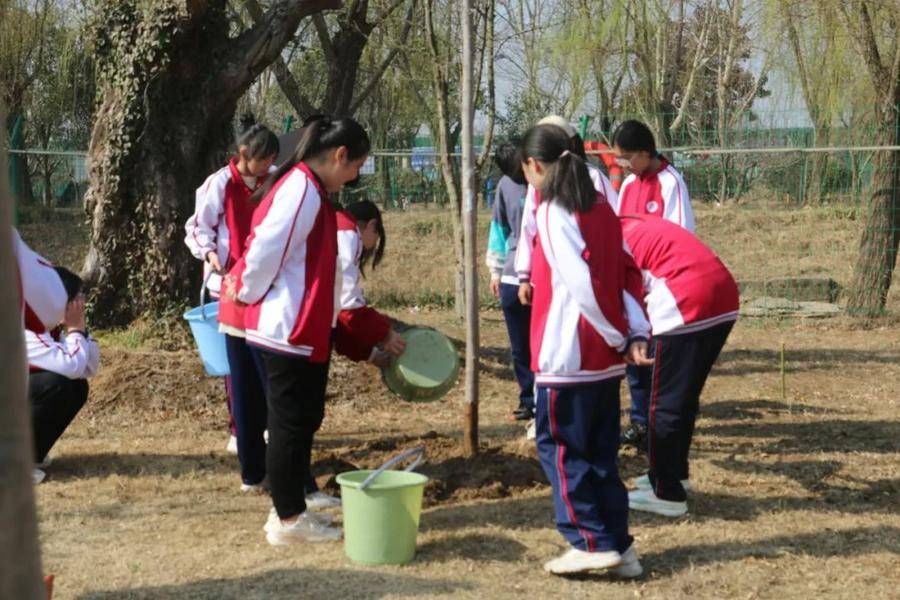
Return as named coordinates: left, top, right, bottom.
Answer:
left=263, top=507, right=333, bottom=533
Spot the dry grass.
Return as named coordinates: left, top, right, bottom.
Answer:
left=19, top=202, right=900, bottom=598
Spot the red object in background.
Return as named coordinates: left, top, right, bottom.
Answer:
left=44, top=574, right=54, bottom=599
left=584, top=141, right=623, bottom=192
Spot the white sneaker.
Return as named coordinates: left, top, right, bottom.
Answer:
left=266, top=512, right=342, bottom=545
left=628, top=488, right=688, bottom=517
left=33, top=468, right=46, bottom=484
left=263, top=507, right=332, bottom=533
left=36, top=455, right=53, bottom=469
left=226, top=435, right=238, bottom=455
left=306, top=490, right=341, bottom=510
left=634, top=473, right=691, bottom=492
left=544, top=547, right=622, bottom=575
left=611, top=545, right=643, bottom=578
left=525, top=419, right=536, bottom=440
left=240, top=481, right=268, bottom=494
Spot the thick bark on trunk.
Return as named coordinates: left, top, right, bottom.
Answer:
left=847, top=118, right=900, bottom=315
left=82, top=0, right=339, bottom=326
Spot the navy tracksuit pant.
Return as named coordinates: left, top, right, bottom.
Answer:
left=225, top=334, right=268, bottom=485
left=626, top=364, right=652, bottom=427
left=647, top=321, right=734, bottom=501
left=500, top=283, right=535, bottom=412
left=535, top=378, right=632, bottom=554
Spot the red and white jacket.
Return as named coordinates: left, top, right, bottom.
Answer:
left=530, top=195, right=650, bottom=386
left=14, top=229, right=67, bottom=333
left=617, top=157, right=694, bottom=232
left=26, top=328, right=100, bottom=379
left=621, top=215, right=738, bottom=336
left=515, top=164, right=617, bottom=282
left=333, top=211, right=391, bottom=362
left=184, top=160, right=274, bottom=294
left=221, top=162, right=339, bottom=362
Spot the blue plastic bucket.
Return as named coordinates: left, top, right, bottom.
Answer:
left=183, top=300, right=230, bottom=377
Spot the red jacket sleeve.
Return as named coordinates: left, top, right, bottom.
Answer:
left=334, top=306, right=391, bottom=362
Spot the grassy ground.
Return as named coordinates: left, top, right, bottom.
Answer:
left=19, top=203, right=900, bottom=598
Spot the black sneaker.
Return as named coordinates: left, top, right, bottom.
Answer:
left=513, top=406, right=534, bottom=421
left=621, top=423, right=648, bottom=452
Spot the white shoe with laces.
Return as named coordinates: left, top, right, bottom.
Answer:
left=628, top=488, right=688, bottom=517
left=33, top=468, right=46, bottom=484
left=263, top=507, right=332, bottom=533
left=634, top=473, right=691, bottom=493
left=226, top=435, right=238, bottom=455
left=305, top=491, right=341, bottom=510
left=240, top=481, right=269, bottom=494
left=543, top=547, right=622, bottom=575
left=266, top=512, right=342, bottom=545
left=611, top=545, right=643, bottom=578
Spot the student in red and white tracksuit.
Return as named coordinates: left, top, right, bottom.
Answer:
left=14, top=228, right=67, bottom=334
left=613, top=119, right=694, bottom=231
left=612, top=119, right=695, bottom=450
left=334, top=201, right=406, bottom=364
left=520, top=123, right=651, bottom=577
left=221, top=116, right=371, bottom=545
left=516, top=116, right=619, bottom=292
left=184, top=124, right=279, bottom=464
left=26, top=267, right=99, bottom=482
left=620, top=215, right=739, bottom=517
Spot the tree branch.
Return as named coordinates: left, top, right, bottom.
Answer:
left=313, top=14, right=338, bottom=63
left=224, top=0, right=342, bottom=95
left=348, top=0, right=417, bottom=114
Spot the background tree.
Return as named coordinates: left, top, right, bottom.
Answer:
left=81, top=0, right=341, bottom=326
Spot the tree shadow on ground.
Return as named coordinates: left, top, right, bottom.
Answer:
left=417, top=532, right=527, bottom=563
left=700, top=418, right=899, bottom=454
left=700, top=398, right=840, bottom=420
left=716, top=347, right=900, bottom=376
left=642, top=526, right=900, bottom=576
left=78, top=567, right=477, bottom=599
left=47, top=452, right=234, bottom=481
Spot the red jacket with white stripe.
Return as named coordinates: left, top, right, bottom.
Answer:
left=515, top=164, right=617, bottom=282
left=220, top=162, right=339, bottom=362
left=617, top=157, right=695, bottom=232
left=27, top=328, right=100, bottom=379
left=184, top=160, right=273, bottom=294
left=13, top=229, right=67, bottom=333
left=530, top=195, right=650, bottom=386
left=621, top=215, right=739, bottom=336
left=333, top=211, right=390, bottom=362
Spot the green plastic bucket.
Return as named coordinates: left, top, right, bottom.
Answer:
left=336, top=448, right=428, bottom=565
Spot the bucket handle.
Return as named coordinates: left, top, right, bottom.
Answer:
left=358, top=446, right=425, bottom=490
left=199, top=270, right=214, bottom=321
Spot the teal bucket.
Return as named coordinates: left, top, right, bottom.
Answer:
left=336, top=448, right=428, bottom=565
left=183, top=300, right=230, bottom=377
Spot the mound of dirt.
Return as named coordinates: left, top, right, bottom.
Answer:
left=312, top=432, right=547, bottom=506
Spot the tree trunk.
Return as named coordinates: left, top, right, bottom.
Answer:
left=82, top=0, right=340, bottom=326
left=846, top=113, right=900, bottom=314
left=0, top=105, right=45, bottom=600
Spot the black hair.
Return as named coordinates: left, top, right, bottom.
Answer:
left=612, top=119, right=657, bottom=155
left=493, top=142, right=526, bottom=185
left=237, top=123, right=280, bottom=161
left=570, top=133, right=587, bottom=160
left=344, top=199, right=385, bottom=273
left=251, top=115, right=371, bottom=203
left=54, top=266, right=82, bottom=301
left=521, top=124, right=596, bottom=213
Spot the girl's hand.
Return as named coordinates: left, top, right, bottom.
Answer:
left=206, top=251, right=223, bottom=274
left=370, top=349, right=393, bottom=369
left=518, top=282, right=533, bottom=305
left=64, top=296, right=87, bottom=332
left=624, top=340, right=654, bottom=366
left=222, top=274, right=245, bottom=305
left=382, top=329, right=407, bottom=356
left=489, top=277, right=501, bottom=299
